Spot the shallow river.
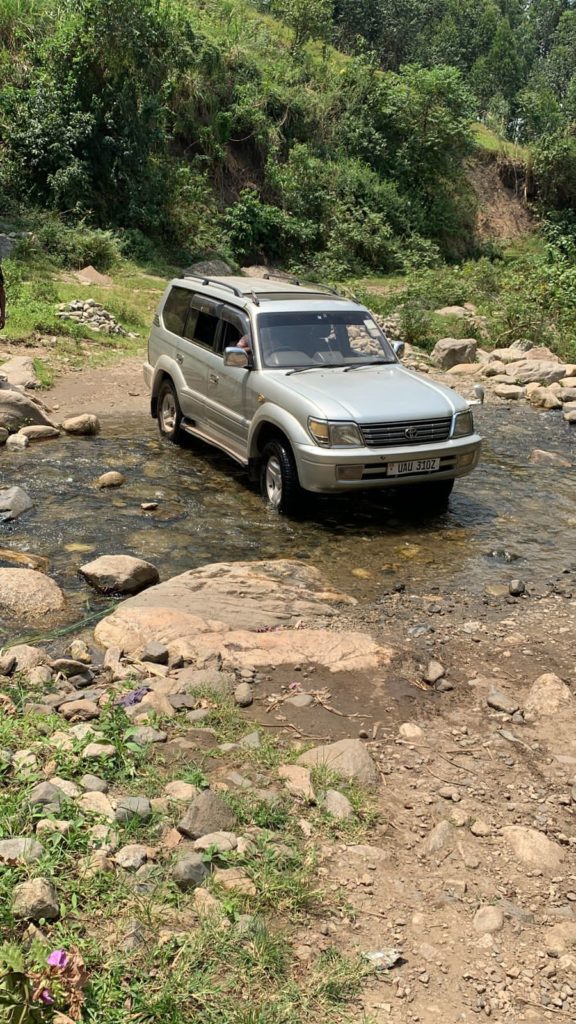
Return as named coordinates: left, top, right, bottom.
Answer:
left=1, top=402, right=574, bottom=642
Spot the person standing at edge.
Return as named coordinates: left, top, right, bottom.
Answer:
left=0, top=264, right=5, bottom=329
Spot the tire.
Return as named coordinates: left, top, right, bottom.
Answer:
left=260, top=439, right=303, bottom=514
left=157, top=379, right=184, bottom=444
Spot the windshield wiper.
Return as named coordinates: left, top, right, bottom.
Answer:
left=285, top=364, right=347, bottom=375
left=342, top=360, right=394, bottom=372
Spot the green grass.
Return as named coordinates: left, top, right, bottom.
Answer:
left=472, top=122, right=529, bottom=164
left=0, top=679, right=377, bottom=1024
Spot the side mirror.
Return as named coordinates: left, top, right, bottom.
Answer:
left=392, top=340, right=405, bottom=359
left=224, top=346, right=250, bottom=368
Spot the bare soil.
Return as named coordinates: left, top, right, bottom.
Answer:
left=46, top=355, right=146, bottom=419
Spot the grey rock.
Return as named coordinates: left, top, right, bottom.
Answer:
left=119, top=918, right=145, bottom=952
left=178, top=668, right=236, bottom=695
left=431, top=338, right=477, bottom=369
left=509, top=579, right=526, bottom=597
left=0, top=388, right=56, bottom=433
left=169, top=694, right=199, bottom=711
left=80, top=554, right=159, bottom=595
left=178, top=791, right=236, bottom=840
left=115, top=844, right=148, bottom=871
left=0, top=486, right=33, bottom=522
left=238, top=731, right=261, bottom=750
left=172, top=852, right=210, bottom=891
left=322, top=789, right=354, bottom=820
left=80, top=774, right=109, bottom=793
left=82, top=742, right=116, bottom=759
left=6, top=433, right=29, bottom=449
left=0, top=838, right=44, bottom=864
left=186, top=259, right=233, bottom=276
left=497, top=898, right=535, bottom=925
left=28, top=782, right=64, bottom=808
left=234, top=682, right=253, bottom=707
left=473, top=905, right=504, bottom=934
left=297, top=738, right=378, bottom=787
left=424, top=820, right=454, bottom=855
left=285, top=693, right=314, bottom=708
left=131, top=726, right=167, bottom=745
left=140, top=641, right=169, bottom=664
left=62, top=414, right=100, bottom=436
left=12, top=878, right=59, bottom=921
left=51, top=658, right=92, bottom=677
left=115, top=796, right=152, bottom=823
left=185, top=708, right=211, bottom=723
left=435, top=679, right=455, bottom=692
left=423, top=659, right=445, bottom=685
left=487, top=687, right=519, bottom=715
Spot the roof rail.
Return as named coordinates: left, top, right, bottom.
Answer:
left=262, top=271, right=343, bottom=298
left=180, top=273, right=243, bottom=298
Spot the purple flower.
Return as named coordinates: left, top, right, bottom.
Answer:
left=47, top=950, right=68, bottom=969
left=40, top=989, right=55, bottom=1005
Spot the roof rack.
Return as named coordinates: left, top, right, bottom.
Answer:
left=262, top=271, right=342, bottom=298
left=180, top=273, right=243, bottom=298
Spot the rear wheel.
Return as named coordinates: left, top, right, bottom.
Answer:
left=260, top=439, right=303, bottom=514
left=157, top=379, right=183, bottom=444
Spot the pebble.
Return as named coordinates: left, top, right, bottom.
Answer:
left=486, top=687, right=519, bottom=715
left=82, top=743, right=116, bottom=759
left=509, top=579, right=526, bottom=596
left=473, top=906, right=505, bottom=934
left=165, top=781, right=199, bottom=802
left=172, top=853, right=209, bottom=891
left=80, top=774, right=109, bottom=793
left=62, top=414, right=100, bottom=435
left=471, top=819, right=491, bottom=837
left=0, top=838, right=44, bottom=864
left=131, top=726, right=167, bottom=745
left=178, top=791, right=236, bottom=839
left=322, top=789, right=354, bottom=820
left=115, top=844, right=149, bottom=871
left=140, top=641, right=169, bottom=664
left=77, top=792, right=116, bottom=821
left=285, top=693, right=314, bottom=708
left=12, top=878, right=60, bottom=921
left=193, top=831, right=238, bottom=853
left=424, top=659, right=445, bottom=684
left=399, top=722, right=423, bottom=741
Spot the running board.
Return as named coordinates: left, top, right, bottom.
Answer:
left=181, top=419, right=249, bottom=467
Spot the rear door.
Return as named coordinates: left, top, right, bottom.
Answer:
left=179, top=296, right=222, bottom=427
left=203, top=306, right=255, bottom=460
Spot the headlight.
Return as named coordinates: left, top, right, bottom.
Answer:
left=308, top=418, right=363, bottom=447
left=452, top=410, right=474, bottom=438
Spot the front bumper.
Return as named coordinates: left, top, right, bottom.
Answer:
left=293, top=435, right=482, bottom=493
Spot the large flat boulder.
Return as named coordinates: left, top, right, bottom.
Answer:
left=0, top=356, right=38, bottom=389
left=504, top=360, right=567, bottom=385
left=0, top=386, right=56, bottom=432
left=94, top=560, right=391, bottom=672
left=0, top=569, right=65, bottom=618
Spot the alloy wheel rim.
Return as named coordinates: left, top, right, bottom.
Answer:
left=265, top=456, right=283, bottom=506
left=160, top=392, right=176, bottom=433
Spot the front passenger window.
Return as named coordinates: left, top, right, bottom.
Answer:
left=194, top=312, right=219, bottom=347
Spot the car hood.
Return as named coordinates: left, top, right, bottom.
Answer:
left=272, top=364, right=465, bottom=422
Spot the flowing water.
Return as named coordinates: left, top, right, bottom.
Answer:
left=1, top=403, right=575, bottom=642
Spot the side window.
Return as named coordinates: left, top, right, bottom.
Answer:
left=162, top=287, right=190, bottom=336
left=221, top=322, right=242, bottom=349
left=193, top=311, right=219, bottom=348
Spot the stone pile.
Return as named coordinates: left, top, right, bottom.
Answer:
left=57, top=299, right=138, bottom=338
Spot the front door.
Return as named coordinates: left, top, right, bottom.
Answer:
left=202, top=307, right=257, bottom=461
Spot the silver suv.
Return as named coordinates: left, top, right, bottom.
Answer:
left=144, top=274, right=481, bottom=513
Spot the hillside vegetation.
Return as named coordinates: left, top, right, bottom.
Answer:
left=1, top=0, right=576, bottom=359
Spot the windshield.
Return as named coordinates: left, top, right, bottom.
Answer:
left=256, top=310, right=395, bottom=369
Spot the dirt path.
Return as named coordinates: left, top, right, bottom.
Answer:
left=46, top=355, right=147, bottom=419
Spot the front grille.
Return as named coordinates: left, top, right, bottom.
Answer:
left=360, top=417, right=452, bottom=447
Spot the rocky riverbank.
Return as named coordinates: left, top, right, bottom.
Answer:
left=1, top=557, right=576, bottom=1023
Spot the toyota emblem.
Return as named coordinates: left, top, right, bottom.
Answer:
left=404, top=425, right=420, bottom=439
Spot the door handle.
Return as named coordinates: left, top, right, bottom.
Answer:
left=176, top=353, right=183, bottom=365
left=209, top=373, right=219, bottom=385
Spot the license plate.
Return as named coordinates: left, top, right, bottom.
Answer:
left=387, top=458, right=441, bottom=476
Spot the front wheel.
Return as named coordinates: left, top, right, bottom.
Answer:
left=157, top=379, right=184, bottom=444
left=260, top=439, right=303, bottom=514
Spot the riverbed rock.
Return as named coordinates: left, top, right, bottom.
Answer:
left=172, top=852, right=210, bottom=891
left=0, top=569, right=65, bottom=619
left=93, top=561, right=390, bottom=674
left=178, top=791, right=236, bottom=839
left=527, top=385, right=563, bottom=410
left=0, top=387, right=56, bottom=432
left=0, top=486, right=33, bottom=521
left=96, top=471, right=125, bottom=489
left=524, top=672, right=572, bottom=716
left=6, top=432, right=29, bottom=449
left=321, top=790, right=354, bottom=820
left=115, top=796, right=152, bottom=823
left=12, top=878, right=60, bottom=921
left=19, top=424, right=60, bottom=441
left=502, top=825, right=564, bottom=872
left=62, top=414, right=100, bottom=435
left=529, top=448, right=572, bottom=468
left=487, top=686, right=519, bottom=715
left=431, top=338, right=478, bottom=369
left=10, top=645, right=48, bottom=671
left=493, top=383, right=525, bottom=400
left=473, top=906, right=504, bottom=934
left=297, top=738, right=378, bottom=787
left=80, top=555, right=159, bottom=595
left=565, top=409, right=576, bottom=424
left=234, top=682, right=253, bottom=707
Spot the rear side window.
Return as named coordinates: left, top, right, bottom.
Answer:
left=162, top=287, right=190, bottom=336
